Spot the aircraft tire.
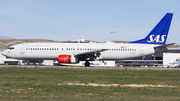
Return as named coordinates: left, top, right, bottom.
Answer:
left=85, top=61, right=90, bottom=67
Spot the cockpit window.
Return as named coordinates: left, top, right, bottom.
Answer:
left=8, top=47, right=15, bottom=50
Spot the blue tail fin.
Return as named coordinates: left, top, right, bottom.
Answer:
left=130, top=13, right=173, bottom=45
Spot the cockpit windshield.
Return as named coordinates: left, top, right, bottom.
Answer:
left=8, top=47, right=15, bottom=50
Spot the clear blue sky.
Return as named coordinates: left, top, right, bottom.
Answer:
left=0, top=0, right=180, bottom=44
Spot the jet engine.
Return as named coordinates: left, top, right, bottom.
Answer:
left=58, top=55, right=78, bottom=63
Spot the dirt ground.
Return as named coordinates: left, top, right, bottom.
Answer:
left=57, top=81, right=178, bottom=87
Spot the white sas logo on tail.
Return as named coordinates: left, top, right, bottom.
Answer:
left=147, top=35, right=166, bottom=43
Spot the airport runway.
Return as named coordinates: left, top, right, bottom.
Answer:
left=0, top=65, right=180, bottom=70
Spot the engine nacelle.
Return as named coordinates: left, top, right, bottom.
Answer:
left=58, top=55, right=78, bottom=63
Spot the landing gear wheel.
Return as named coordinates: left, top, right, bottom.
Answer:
left=85, top=61, right=90, bottom=67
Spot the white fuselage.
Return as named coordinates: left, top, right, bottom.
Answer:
left=2, top=42, right=164, bottom=61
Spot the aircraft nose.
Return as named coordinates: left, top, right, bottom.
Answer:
left=1, top=50, right=8, bottom=56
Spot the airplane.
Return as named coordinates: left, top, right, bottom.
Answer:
left=164, top=60, right=180, bottom=68
left=1, top=13, right=174, bottom=67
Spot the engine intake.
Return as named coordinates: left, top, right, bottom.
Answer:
left=58, top=55, right=78, bottom=63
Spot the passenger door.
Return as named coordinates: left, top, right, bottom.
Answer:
left=20, top=45, right=25, bottom=54
left=139, top=46, right=144, bottom=55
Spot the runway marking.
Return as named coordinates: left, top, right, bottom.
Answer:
left=57, top=81, right=178, bottom=87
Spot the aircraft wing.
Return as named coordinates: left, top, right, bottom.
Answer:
left=74, top=49, right=108, bottom=61
left=75, top=49, right=108, bottom=57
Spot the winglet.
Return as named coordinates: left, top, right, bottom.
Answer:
left=130, top=13, right=173, bottom=45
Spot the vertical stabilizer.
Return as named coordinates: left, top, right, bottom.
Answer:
left=130, top=13, right=173, bottom=45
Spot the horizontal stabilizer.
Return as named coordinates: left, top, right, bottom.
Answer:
left=154, top=43, right=175, bottom=49
left=165, top=48, right=180, bottom=52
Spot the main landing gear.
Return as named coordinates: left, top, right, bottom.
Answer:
left=85, top=61, right=90, bottom=67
